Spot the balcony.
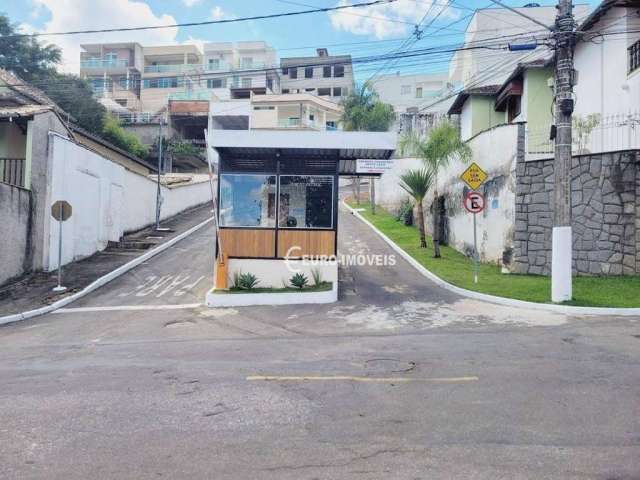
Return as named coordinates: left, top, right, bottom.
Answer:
left=204, top=62, right=231, bottom=72
left=168, top=90, right=212, bottom=101
left=113, top=112, right=165, bottom=124
left=144, top=64, right=202, bottom=74
left=81, top=58, right=129, bottom=69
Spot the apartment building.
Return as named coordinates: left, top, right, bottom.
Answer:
left=280, top=48, right=354, bottom=103
left=370, top=72, right=450, bottom=113
left=79, top=41, right=280, bottom=119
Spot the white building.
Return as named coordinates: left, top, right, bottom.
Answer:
left=448, top=4, right=591, bottom=89
left=370, top=72, right=451, bottom=113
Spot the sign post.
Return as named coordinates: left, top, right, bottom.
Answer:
left=461, top=162, right=488, bottom=284
left=50, top=200, right=72, bottom=293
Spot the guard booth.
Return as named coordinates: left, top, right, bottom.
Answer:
left=208, top=129, right=396, bottom=305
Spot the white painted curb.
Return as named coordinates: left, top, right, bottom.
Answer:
left=206, top=282, right=338, bottom=307
left=342, top=201, right=640, bottom=317
left=0, top=216, right=214, bottom=326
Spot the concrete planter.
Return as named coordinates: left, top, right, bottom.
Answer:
left=205, top=282, right=337, bottom=307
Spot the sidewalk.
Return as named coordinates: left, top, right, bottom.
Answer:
left=0, top=204, right=214, bottom=317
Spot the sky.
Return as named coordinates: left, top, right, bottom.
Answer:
left=2, top=0, right=601, bottom=79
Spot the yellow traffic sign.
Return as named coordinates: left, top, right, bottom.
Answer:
left=460, top=162, right=488, bottom=190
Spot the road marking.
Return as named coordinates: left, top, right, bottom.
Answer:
left=54, top=303, right=202, bottom=313
left=246, top=375, right=478, bottom=383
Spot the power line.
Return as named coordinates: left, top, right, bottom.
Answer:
left=1, top=0, right=398, bottom=39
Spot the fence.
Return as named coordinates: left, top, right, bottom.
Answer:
left=525, top=112, right=640, bottom=158
left=0, top=158, right=26, bottom=188
left=114, top=112, right=166, bottom=124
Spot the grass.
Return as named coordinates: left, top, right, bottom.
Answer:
left=347, top=201, right=640, bottom=308
left=213, top=282, right=333, bottom=295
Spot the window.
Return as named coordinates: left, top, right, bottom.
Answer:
left=266, top=78, right=273, bottom=91
left=208, top=58, right=220, bottom=70
left=401, top=85, right=411, bottom=95
left=207, top=78, right=225, bottom=88
left=332, top=87, right=342, bottom=97
left=282, top=88, right=290, bottom=94
left=507, top=95, right=522, bottom=122
left=282, top=67, right=289, bottom=75
left=305, top=67, right=314, bottom=79
left=309, top=114, right=315, bottom=121
left=305, top=88, right=315, bottom=92
left=278, top=176, right=334, bottom=229
left=323, top=66, right=331, bottom=78
left=241, top=77, right=252, bottom=88
left=253, top=106, right=275, bottom=110
left=115, top=99, right=127, bottom=107
left=143, top=77, right=179, bottom=89
left=334, top=65, right=344, bottom=77
left=416, top=87, right=423, bottom=98
left=318, top=87, right=331, bottom=96
left=630, top=39, right=640, bottom=74
left=289, top=68, right=298, bottom=79
left=219, top=174, right=277, bottom=227
left=240, top=57, right=253, bottom=69
left=326, top=121, right=337, bottom=131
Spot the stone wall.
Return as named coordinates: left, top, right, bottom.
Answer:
left=514, top=150, right=639, bottom=275
left=0, top=183, right=32, bottom=285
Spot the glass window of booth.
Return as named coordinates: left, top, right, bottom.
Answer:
left=278, top=175, right=334, bottom=229
left=219, top=174, right=277, bottom=227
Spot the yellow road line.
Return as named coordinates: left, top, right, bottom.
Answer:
left=246, top=375, right=478, bottom=383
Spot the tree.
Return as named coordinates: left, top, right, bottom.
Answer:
left=398, top=168, right=434, bottom=249
left=0, top=14, right=105, bottom=135
left=400, top=121, right=471, bottom=258
left=341, top=83, right=396, bottom=132
left=103, top=114, right=149, bottom=158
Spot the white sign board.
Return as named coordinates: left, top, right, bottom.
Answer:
left=356, top=159, right=394, bottom=174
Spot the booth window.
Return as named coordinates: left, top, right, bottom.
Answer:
left=219, top=174, right=276, bottom=227
left=278, top=175, right=334, bottom=229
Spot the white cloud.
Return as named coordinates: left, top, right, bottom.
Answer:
left=329, top=0, right=458, bottom=39
left=182, top=0, right=202, bottom=6
left=26, top=0, right=179, bottom=73
left=209, top=6, right=225, bottom=20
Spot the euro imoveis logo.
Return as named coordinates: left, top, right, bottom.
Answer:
left=285, top=246, right=396, bottom=273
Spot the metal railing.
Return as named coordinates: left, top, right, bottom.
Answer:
left=0, top=158, right=26, bottom=188
left=168, top=90, right=212, bottom=101
left=81, top=58, right=129, bottom=69
left=143, top=64, right=202, bottom=74
left=526, top=112, right=640, bottom=157
left=114, top=112, right=165, bottom=124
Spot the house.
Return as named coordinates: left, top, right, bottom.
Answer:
left=370, top=72, right=451, bottom=114
left=207, top=129, right=396, bottom=306
left=571, top=0, right=640, bottom=153
left=280, top=48, right=354, bottom=103
left=447, top=85, right=503, bottom=141
left=209, top=92, right=343, bottom=132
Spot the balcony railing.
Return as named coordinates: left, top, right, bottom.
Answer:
left=1, top=158, right=26, bottom=188
left=205, top=62, right=231, bottom=72
left=168, top=90, right=212, bottom=101
left=144, top=64, right=202, bottom=74
left=114, top=112, right=165, bottom=124
left=276, top=118, right=338, bottom=131
left=81, top=58, right=129, bottom=69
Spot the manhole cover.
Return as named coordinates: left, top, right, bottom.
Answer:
left=363, top=358, right=416, bottom=375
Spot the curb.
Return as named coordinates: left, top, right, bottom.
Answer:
left=0, top=216, right=214, bottom=326
left=341, top=201, right=640, bottom=317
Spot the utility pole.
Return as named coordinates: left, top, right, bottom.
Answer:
left=551, top=0, right=575, bottom=302
left=155, top=120, right=163, bottom=231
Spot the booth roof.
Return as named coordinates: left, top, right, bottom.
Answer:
left=209, top=129, right=397, bottom=160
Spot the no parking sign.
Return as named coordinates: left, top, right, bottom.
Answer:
left=463, top=191, right=485, bottom=214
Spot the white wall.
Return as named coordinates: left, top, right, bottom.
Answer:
left=47, top=134, right=212, bottom=270
left=380, top=123, right=518, bottom=264
left=226, top=258, right=338, bottom=289
left=437, top=123, right=518, bottom=263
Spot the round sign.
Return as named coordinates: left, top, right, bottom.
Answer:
left=463, top=191, right=485, bottom=214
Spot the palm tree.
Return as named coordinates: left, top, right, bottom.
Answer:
left=399, top=168, right=434, bottom=248
left=400, top=121, right=471, bottom=257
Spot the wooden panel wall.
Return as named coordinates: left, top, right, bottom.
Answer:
left=277, top=230, right=336, bottom=258
left=219, top=229, right=275, bottom=258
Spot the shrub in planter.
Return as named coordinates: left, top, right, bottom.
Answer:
left=310, top=268, right=323, bottom=287
left=289, top=273, right=309, bottom=289
left=236, top=272, right=260, bottom=290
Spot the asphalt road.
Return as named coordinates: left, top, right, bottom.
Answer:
left=0, top=204, right=639, bottom=479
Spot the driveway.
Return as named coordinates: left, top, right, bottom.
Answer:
left=0, top=204, right=638, bottom=479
